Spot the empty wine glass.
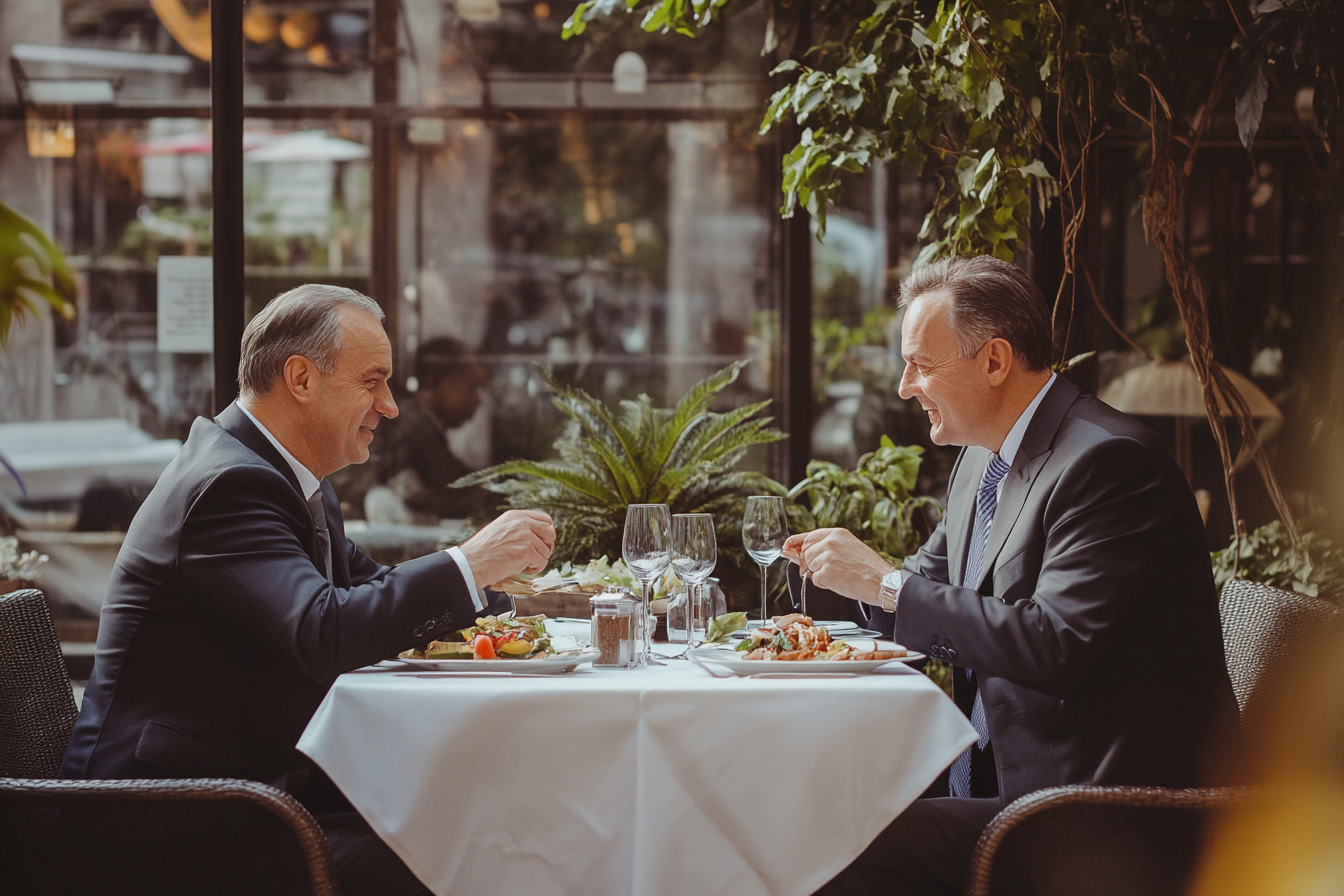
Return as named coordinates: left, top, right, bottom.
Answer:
left=742, top=496, right=787, bottom=627
left=622, top=503, right=671, bottom=663
left=670, top=513, right=717, bottom=646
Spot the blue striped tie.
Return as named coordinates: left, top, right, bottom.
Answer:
left=948, top=453, right=1011, bottom=798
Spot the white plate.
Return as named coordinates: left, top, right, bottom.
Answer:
left=395, top=649, right=596, bottom=674
left=813, top=620, right=860, bottom=631
left=690, top=643, right=925, bottom=676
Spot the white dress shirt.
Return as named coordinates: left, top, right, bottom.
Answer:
left=236, top=402, right=487, bottom=611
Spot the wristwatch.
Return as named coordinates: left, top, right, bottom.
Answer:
left=877, top=569, right=903, bottom=612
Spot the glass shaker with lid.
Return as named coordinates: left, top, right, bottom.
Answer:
left=590, top=589, right=640, bottom=668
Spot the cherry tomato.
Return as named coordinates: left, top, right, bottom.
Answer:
left=472, top=633, right=497, bottom=660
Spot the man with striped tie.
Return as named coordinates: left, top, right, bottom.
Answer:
left=789, top=255, right=1237, bottom=895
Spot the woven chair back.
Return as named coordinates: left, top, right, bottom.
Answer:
left=967, top=786, right=1253, bottom=896
left=1219, top=579, right=1342, bottom=737
left=0, top=588, right=78, bottom=778
left=0, top=777, right=341, bottom=896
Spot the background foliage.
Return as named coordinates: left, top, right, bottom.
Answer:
left=0, top=200, right=77, bottom=347
left=788, top=436, right=940, bottom=567
left=457, top=360, right=800, bottom=584
left=1212, top=519, right=1344, bottom=603
left=566, top=0, right=1344, bottom=560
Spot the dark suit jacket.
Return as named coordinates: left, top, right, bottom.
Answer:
left=61, top=403, right=480, bottom=796
left=896, top=377, right=1238, bottom=802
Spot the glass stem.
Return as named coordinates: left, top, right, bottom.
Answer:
left=759, top=562, right=768, bottom=624
left=642, top=578, right=654, bottom=663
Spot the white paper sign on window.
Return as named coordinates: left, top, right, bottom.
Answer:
left=157, top=256, right=213, bottom=353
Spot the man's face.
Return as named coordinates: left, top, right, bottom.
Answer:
left=310, top=309, right=398, bottom=473
left=897, top=290, right=997, bottom=448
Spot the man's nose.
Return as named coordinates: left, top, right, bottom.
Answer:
left=897, top=364, right=916, bottom=401
left=378, top=386, right=399, bottom=419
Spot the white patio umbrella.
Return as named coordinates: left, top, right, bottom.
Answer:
left=245, top=130, right=369, bottom=162
left=1099, top=356, right=1281, bottom=420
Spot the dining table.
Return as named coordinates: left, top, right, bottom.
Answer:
left=297, top=622, right=977, bottom=896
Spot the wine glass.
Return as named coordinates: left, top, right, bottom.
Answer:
left=742, top=496, right=788, bottom=627
left=670, top=513, right=717, bottom=647
left=622, top=503, right=671, bottom=663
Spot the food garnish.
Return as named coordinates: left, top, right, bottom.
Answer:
left=704, top=611, right=747, bottom=644
left=733, top=614, right=908, bottom=661
left=399, top=614, right=553, bottom=661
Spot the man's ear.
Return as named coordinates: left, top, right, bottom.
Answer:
left=984, top=338, right=1013, bottom=386
left=283, top=355, right=317, bottom=404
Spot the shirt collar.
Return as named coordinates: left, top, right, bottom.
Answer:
left=997, top=372, right=1057, bottom=467
left=237, top=402, right=322, bottom=500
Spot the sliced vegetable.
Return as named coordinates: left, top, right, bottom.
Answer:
left=472, top=634, right=497, bottom=660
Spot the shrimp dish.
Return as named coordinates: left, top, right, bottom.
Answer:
left=735, top=614, right=908, bottom=661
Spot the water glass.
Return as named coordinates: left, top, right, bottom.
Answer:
left=742, top=495, right=787, bottom=626
left=622, top=503, right=671, bottom=663
left=669, top=513, right=717, bottom=645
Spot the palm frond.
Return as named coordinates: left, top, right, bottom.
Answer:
left=467, top=361, right=789, bottom=579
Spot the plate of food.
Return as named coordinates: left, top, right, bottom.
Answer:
left=691, top=614, right=923, bottom=676
left=396, top=614, right=595, bottom=674
left=728, top=618, right=883, bottom=640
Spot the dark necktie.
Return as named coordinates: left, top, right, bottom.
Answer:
left=948, top=453, right=1011, bottom=798
left=306, top=488, right=334, bottom=584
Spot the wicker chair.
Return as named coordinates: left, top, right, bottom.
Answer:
left=965, top=785, right=1256, bottom=896
left=0, top=587, right=341, bottom=896
left=965, top=579, right=1341, bottom=895
left=1218, top=578, right=1342, bottom=737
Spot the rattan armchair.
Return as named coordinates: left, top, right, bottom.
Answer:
left=966, top=578, right=1340, bottom=896
left=0, top=587, right=341, bottom=896
left=1219, top=578, right=1342, bottom=737
left=965, top=785, right=1256, bottom=896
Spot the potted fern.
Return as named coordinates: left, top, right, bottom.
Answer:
left=456, top=360, right=798, bottom=601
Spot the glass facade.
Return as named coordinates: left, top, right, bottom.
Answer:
left=2, top=0, right=1335, bottom=615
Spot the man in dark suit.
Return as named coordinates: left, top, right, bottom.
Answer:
left=62, top=284, right=555, bottom=896
left=788, top=256, right=1237, bottom=895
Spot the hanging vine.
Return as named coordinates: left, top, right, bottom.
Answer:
left=563, top=0, right=1344, bottom=549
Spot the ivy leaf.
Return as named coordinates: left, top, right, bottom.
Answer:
left=1235, top=66, right=1268, bottom=152
left=771, top=59, right=801, bottom=75
left=982, top=78, right=1005, bottom=117
left=561, top=1, right=593, bottom=38
left=1019, top=160, right=1052, bottom=179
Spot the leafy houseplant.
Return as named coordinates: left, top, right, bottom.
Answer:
left=456, top=360, right=796, bottom=587
left=788, top=436, right=941, bottom=568
left=788, top=436, right=947, bottom=688
left=0, top=199, right=76, bottom=347
left=1212, top=520, right=1344, bottom=603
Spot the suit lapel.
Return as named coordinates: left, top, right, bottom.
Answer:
left=216, top=403, right=305, bottom=498
left=216, top=402, right=335, bottom=580
left=975, top=377, right=1081, bottom=593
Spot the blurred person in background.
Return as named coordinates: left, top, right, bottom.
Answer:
left=332, top=336, right=494, bottom=524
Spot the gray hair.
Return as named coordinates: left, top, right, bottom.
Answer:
left=237, top=284, right=385, bottom=399
left=897, top=255, right=1054, bottom=372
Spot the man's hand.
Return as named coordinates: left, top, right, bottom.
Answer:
left=458, top=509, right=556, bottom=587
left=783, top=528, right=895, bottom=606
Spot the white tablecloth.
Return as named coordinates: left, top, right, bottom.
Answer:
left=298, top=644, right=976, bottom=896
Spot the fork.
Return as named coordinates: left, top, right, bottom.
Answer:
left=685, top=648, right=738, bottom=679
